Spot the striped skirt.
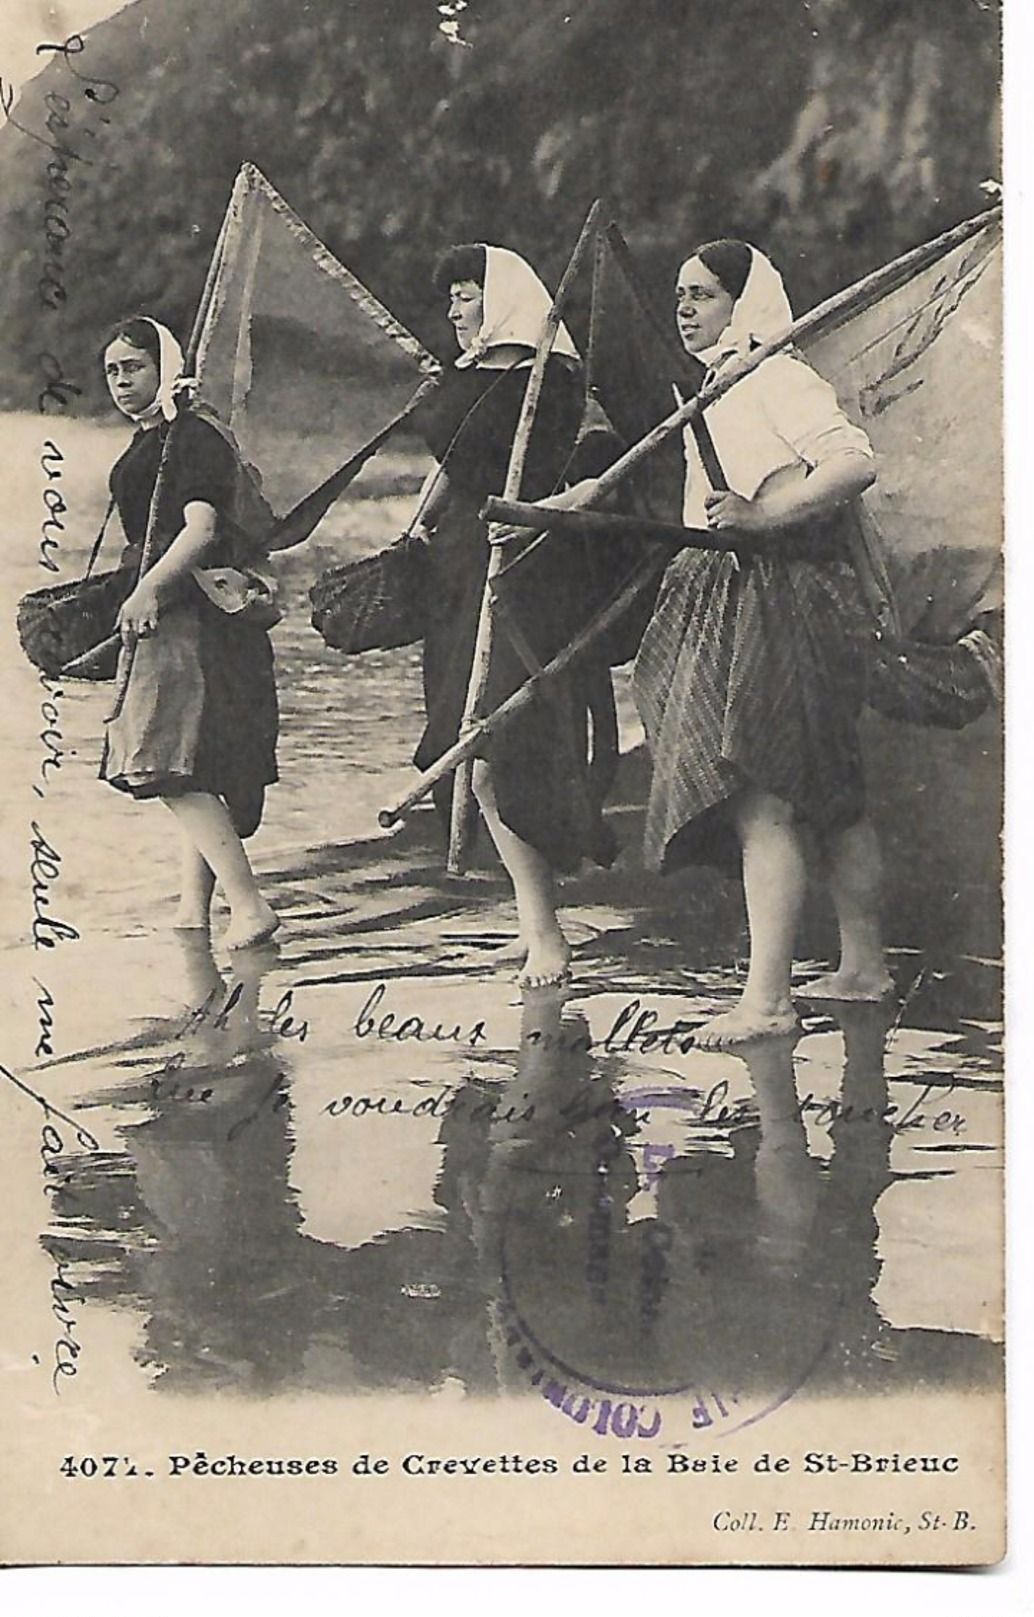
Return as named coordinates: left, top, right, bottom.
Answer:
left=633, top=545, right=868, bottom=872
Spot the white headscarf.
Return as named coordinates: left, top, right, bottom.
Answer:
left=128, top=318, right=185, bottom=425
left=455, top=244, right=579, bottom=369
left=693, top=244, right=793, bottom=368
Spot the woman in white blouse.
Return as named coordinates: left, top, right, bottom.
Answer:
left=633, top=239, right=891, bottom=1046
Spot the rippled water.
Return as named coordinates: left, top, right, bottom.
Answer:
left=2, top=412, right=1003, bottom=1423
left=26, top=937, right=1003, bottom=1416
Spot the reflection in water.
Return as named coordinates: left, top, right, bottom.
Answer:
left=481, top=1002, right=893, bottom=1415
left=43, top=938, right=310, bottom=1392
left=7, top=413, right=1001, bottom=1421
left=42, top=955, right=1002, bottom=1409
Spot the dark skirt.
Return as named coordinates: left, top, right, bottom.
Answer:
left=633, top=545, right=867, bottom=872
left=101, top=590, right=278, bottom=839
left=415, top=495, right=615, bottom=873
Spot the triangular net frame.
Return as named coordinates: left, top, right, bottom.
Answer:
left=578, top=209, right=1002, bottom=651
left=181, top=180, right=1004, bottom=774
left=379, top=204, right=1004, bottom=825
left=510, top=209, right=1004, bottom=727
left=192, top=163, right=441, bottom=529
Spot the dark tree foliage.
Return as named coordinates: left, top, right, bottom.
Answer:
left=0, top=0, right=999, bottom=410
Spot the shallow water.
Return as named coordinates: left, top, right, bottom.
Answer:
left=2, top=411, right=1003, bottom=1427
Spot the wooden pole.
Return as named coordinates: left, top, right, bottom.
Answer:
left=74, top=167, right=442, bottom=679
left=379, top=548, right=665, bottom=829
left=479, top=206, right=1002, bottom=537
left=444, top=201, right=604, bottom=874
left=97, top=171, right=252, bottom=713
left=482, top=497, right=749, bottom=554
left=267, top=373, right=441, bottom=552
left=383, top=203, right=1000, bottom=826
left=62, top=490, right=740, bottom=682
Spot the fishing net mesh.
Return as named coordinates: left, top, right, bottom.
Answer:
left=189, top=176, right=1002, bottom=727
left=193, top=165, right=439, bottom=522
left=806, top=222, right=1002, bottom=646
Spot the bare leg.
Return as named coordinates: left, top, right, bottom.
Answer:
left=163, top=792, right=278, bottom=950
left=738, top=1033, right=818, bottom=1265
left=804, top=817, right=892, bottom=1001
left=695, top=788, right=804, bottom=1048
left=171, top=926, right=223, bottom=1010
left=472, top=760, right=570, bottom=989
left=172, top=823, right=217, bottom=930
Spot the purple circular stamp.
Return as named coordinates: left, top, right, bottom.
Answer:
left=492, top=1035, right=849, bottom=1447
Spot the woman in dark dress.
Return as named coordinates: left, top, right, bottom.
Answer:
left=410, top=245, right=615, bottom=987
left=100, top=317, right=279, bottom=949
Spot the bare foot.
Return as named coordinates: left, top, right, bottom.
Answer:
left=801, top=969, right=894, bottom=1003
left=517, top=932, right=572, bottom=991
left=223, top=900, right=280, bottom=952
left=694, top=1002, right=799, bottom=1048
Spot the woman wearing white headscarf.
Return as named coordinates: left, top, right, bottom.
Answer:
left=410, top=244, right=618, bottom=988
left=633, top=241, right=890, bottom=1046
left=99, top=316, right=279, bottom=949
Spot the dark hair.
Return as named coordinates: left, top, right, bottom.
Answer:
left=694, top=239, right=753, bottom=302
left=99, top=316, right=163, bottom=368
left=432, top=243, right=487, bottom=295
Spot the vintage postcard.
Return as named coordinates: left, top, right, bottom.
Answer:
left=0, top=0, right=1007, bottom=1569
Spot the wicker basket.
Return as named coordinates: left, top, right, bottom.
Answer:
left=17, top=568, right=135, bottom=681
left=864, top=629, right=999, bottom=730
left=310, top=534, right=428, bottom=654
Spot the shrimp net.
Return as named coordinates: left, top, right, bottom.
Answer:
left=191, top=164, right=440, bottom=539
left=192, top=173, right=1002, bottom=726
left=585, top=211, right=1003, bottom=725
left=805, top=215, right=1002, bottom=648
left=803, top=215, right=1002, bottom=724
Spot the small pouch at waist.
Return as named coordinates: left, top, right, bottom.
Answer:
left=192, top=565, right=282, bottom=630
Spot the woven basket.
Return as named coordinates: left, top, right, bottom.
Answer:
left=864, top=631, right=998, bottom=730
left=17, top=567, right=135, bottom=681
left=310, top=535, right=428, bottom=654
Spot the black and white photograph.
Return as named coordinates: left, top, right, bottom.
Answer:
left=0, top=0, right=1009, bottom=1569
